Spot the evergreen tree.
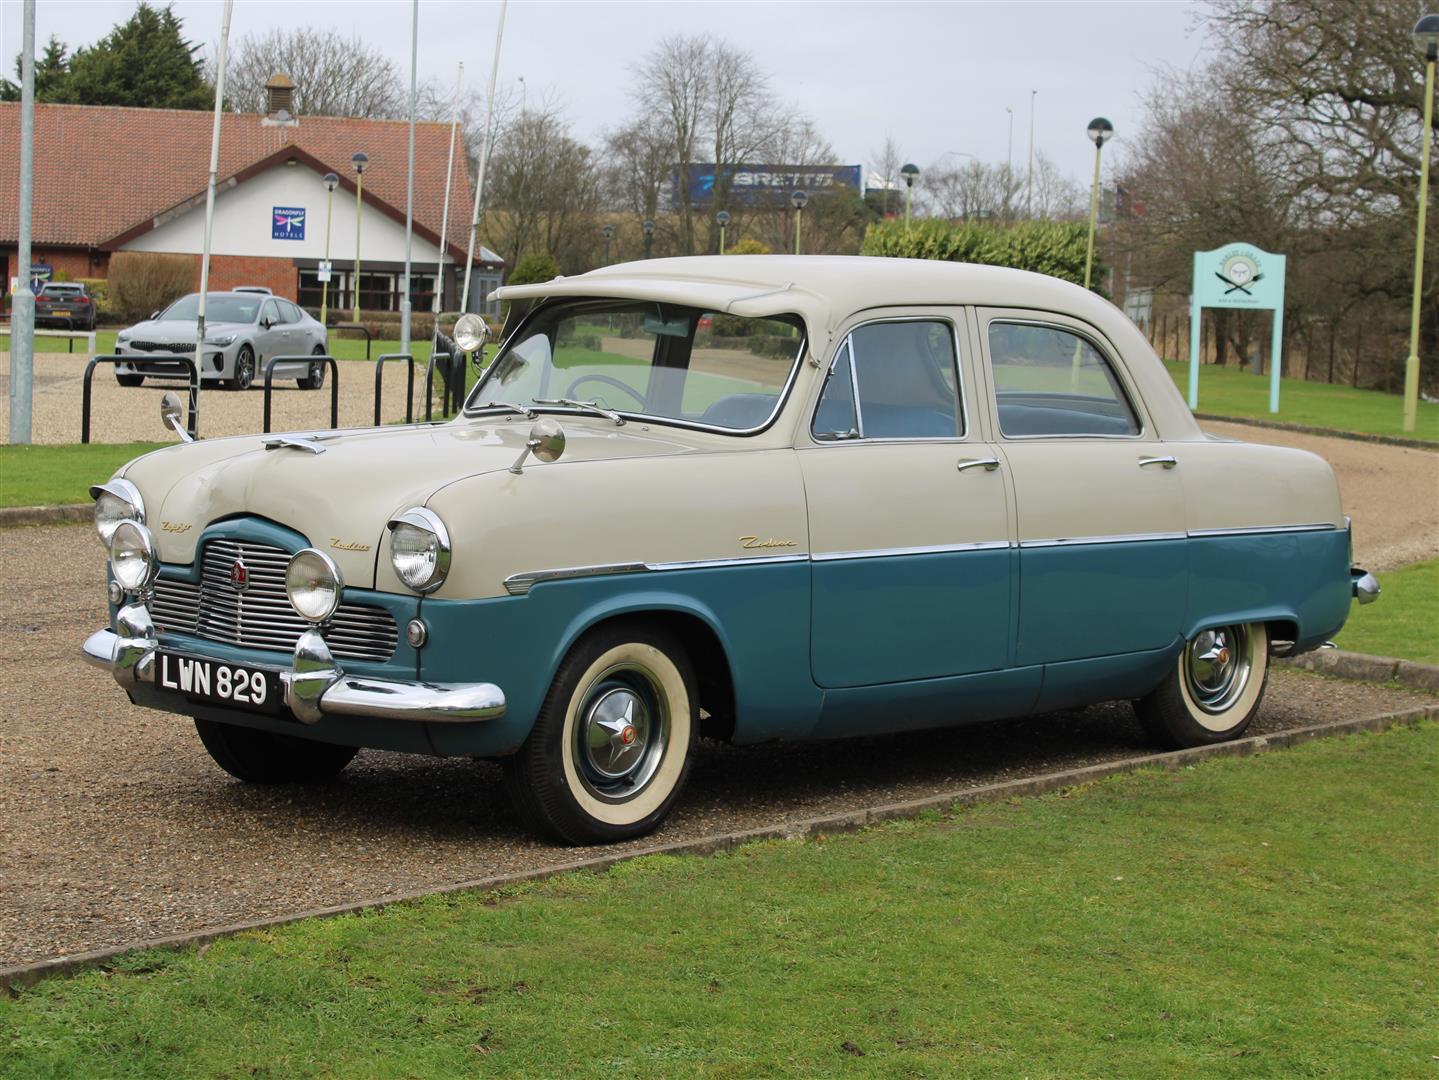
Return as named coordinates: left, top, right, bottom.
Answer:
left=1, top=36, right=71, bottom=102
left=66, top=2, right=212, bottom=109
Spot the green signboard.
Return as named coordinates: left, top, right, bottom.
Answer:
left=1189, top=243, right=1287, bottom=412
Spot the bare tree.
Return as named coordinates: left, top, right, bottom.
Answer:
left=922, top=159, right=1012, bottom=221
left=868, top=134, right=904, bottom=217
left=634, top=34, right=712, bottom=255
left=225, top=28, right=401, bottom=118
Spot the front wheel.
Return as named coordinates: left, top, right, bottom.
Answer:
left=502, top=622, right=697, bottom=845
left=1135, top=622, right=1270, bottom=749
left=115, top=372, right=144, bottom=387
left=194, top=718, right=358, bottom=783
left=228, top=345, right=255, bottom=390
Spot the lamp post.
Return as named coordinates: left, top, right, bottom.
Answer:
left=319, top=172, right=338, bottom=326
left=643, top=218, right=655, bottom=259
left=900, top=163, right=919, bottom=225
left=790, top=190, right=808, bottom=254
left=601, top=223, right=614, bottom=265
left=1082, top=118, right=1113, bottom=290
left=716, top=209, right=730, bottom=255
left=351, top=151, right=368, bottom=322
left=1403, top=14, right=1439, bottom=433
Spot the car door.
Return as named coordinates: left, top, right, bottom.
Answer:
left=800, top=312, right=1014, bottom=689
left=256, top=299, right=285, bottom=362
left=978, top=310, right=1187, bottom=669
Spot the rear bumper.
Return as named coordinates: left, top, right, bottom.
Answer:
left=82, top=605, right=506, bottom=725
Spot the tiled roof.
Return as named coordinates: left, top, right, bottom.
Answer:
left=0, top=103, right=480, bottom=259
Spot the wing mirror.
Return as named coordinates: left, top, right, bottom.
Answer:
left=160, top=391, right=193, bottom=443
left=509, top=418, right=565, bottom=475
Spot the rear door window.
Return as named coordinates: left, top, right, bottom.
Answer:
left=987, top=321, right=1139, bottom=437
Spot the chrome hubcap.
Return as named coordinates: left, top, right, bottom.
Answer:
left=573, top=664, right=669, bottom=802
left=1185, top=624, right=1254, bottom=714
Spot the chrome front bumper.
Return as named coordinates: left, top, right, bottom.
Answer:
left=82, top=604, right=506, bottom=725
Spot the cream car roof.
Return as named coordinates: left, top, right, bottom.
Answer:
left=495, top=255, right=1203, bottom=441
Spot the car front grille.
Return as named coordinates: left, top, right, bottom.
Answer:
left=148, top=539, right=398, bottom=662
left=128, top=341, right=201, bottom=354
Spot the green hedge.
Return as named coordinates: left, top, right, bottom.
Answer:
left=860, top=219, right=1103, bottom=291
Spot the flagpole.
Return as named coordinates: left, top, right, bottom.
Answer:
left=433, top=60, right=464, bottom=344
left=191, top=0, right=233, bottom=438
left=460, top=0, right=508, bottom=315
left=399, top=0, right=418, bottom=355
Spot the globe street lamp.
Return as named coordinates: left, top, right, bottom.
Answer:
left=601, top=223, right=615, bottom=266
left=319, top=172, right=339, bottom=326
left=643, top=218, right=655, bottom=259
left=790, top=190, right=808, bottom=255
left=900, top=163, right=919, bottom=225
left=716, top=209, right=731, bottom=255
left=351, top=151, right=369, bottom=322
left=1082, top=118, right=1113, bottom=290
left=1403, top=14, right=1439, bottom=432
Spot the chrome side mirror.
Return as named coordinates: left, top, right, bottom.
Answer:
left=160, top=391, right=193, bottom=443
left=509, top=418, right=566, bottom=475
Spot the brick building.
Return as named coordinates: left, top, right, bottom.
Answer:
left=0, top=83, right=503, bottom=317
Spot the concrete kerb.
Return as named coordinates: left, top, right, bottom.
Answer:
left=2, top=701, right=1435, bottom=996
left=0, top=503, right=90, bottom=528
left=1279, top=649, right=1439, bottom=693
left=1194, top=412, right=1439, bottom=451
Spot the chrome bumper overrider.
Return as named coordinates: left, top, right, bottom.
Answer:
left=82, top=604, right=506, bottom=725
left=1351, top=568, right=1380, bottom=605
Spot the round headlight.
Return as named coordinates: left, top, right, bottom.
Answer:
left=388, top=507, right=451, bottom=594
left=285, top=549, right=344, bottom=623
left=110, top=521, right=159, bottom=594
left=90, top=479, right=145, bottom=547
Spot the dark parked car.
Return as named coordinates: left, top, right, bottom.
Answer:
left=35, top=283, right=96, bottom=330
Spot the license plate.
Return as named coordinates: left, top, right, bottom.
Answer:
left=156, top=652, right=282, bottom=714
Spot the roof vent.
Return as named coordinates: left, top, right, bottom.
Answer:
left=264, top=73, right=297, bottom=125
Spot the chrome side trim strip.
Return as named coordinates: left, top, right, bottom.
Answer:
left=812, top=540, right=1011, bottom=562
left=504, top=562, right=650, bottom=596
left=646, top=554, right=809, bottom=572
left=1020, top=532, right=1188, bottom=549
left=1186, top=523, right=1337, bottom=538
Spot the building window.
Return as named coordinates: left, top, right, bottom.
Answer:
left=297, top=269, right=436, bottom=318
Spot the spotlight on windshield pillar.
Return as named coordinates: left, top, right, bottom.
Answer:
left=1082, top=119, right=1113, bottom=291
left=900, top=163, right=919, bottom=225
left=601, top=223, right=615, bottom=266
left=351, top=152, right=370, bottom=322
left=642, top=218, right=655, bottom=260
left=1402, top=14, right=1439, bottom=432
left=790, top=191, right=808, bottom=255
left=716, top=209, right=731, bottom=255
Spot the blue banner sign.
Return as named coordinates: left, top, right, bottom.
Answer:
left=673, top=165, right=862, bottom=209
left=272, top=206, right=306, bottom=241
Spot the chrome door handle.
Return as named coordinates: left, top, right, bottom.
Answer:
left=956, top=457, right=1001, bottom=473
left=1138, top=455, right=1178, bottom=469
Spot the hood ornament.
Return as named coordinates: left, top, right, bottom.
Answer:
left=263, top=435, right=326, bottom=455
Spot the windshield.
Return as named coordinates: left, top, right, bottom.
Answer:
left=158, top=294, right=261, bottom=324
left=468, top=300, right=805, bottom=432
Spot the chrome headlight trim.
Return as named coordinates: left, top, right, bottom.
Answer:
left=285, top=548, right=345, bottom=624
left=90, top=478, right=145, bottom=548
left=387, top=507, right=452, bottom=594
left=109, top=520, right=160, bottom=594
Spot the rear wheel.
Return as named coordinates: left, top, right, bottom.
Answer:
left=299, top=346, right=326, bottom=390
left=194, top=718, right=357, bottom=783
left=502, top=622, right=697, bottom=845
left=228, top=345, right=255, bottom=390
left=1135, top=622, right=1269, bottom=749
left=115, top=372, right=144, bottom=387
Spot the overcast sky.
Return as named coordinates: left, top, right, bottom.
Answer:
left=1, top=1, right=1207, bottom=185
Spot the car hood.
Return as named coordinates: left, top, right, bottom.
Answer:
left=118, top=417, right=701, bottom=586
left=123, top=319, right=250, bottom=341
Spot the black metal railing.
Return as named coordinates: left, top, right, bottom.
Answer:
left=262, top=355, right=340, bottom=434
left=83, top=353, right=198, bottom=443
left=374, top=352, right=416, bottom=425
left=331, top=322, right=373, bottom=362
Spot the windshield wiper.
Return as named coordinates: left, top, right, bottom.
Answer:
left=531, top=398, right=626, bottom=426
left=473, top=400, right=538, bottom=418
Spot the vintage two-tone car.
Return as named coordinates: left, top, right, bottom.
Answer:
left=83, top=256, right=1378, bottom=844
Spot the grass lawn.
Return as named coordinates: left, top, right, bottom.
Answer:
left=1335, top=559, right=1439, bottom=664
left=0, top=442, right=164, bottom=507
left=3, top=724, right=1434, bottom=1078
left=1161, top=358, right=1439, bottom=442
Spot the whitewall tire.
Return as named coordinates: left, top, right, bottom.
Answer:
left=1136, top=622, right=1270, bottom=749
left=503, top=622, right=697, bottom=845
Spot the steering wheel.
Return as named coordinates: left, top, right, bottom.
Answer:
left=563, top=372, right=648, bottom=410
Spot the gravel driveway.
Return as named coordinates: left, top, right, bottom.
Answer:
left=0, top=523, right=1432, bottom=969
